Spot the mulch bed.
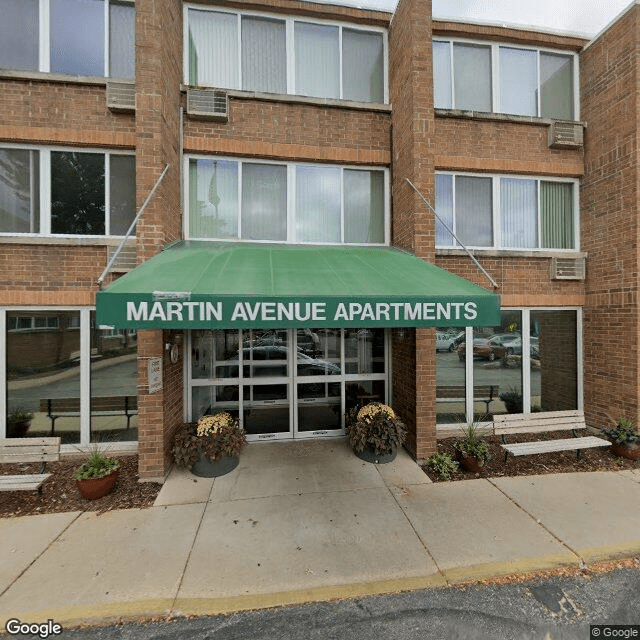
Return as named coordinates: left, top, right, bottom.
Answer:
left=0, top=455, right=162, bottom=518
left=423, top=430, right=639, bottom=482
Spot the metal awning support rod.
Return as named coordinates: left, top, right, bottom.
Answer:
left=405, top=178, right=499, bottom=290
left=97, top=163, right=170, bottom=289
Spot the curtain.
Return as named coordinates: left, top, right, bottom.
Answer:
left=540, top=53, right=574, bottom=120
left=295, top=22, right=339, bottom=99
left=50, top=0, right=105, bottom=76
left=189, top=159, right=238, bottom=239
left=296, top=166, right=340, bottom=243
left=241, top=16, right=286, bottom=94
left=541, top=182, right=574, bottom=249
left=188, top=9, right=238, bottom=88
left=433, top=41, right=452, bottom=109
left=500, top=178, right=537, bottom=248
left=455, top=176, right=492, bottom=247
left=344, top=170, right=384, bottom=244
left=241, top=163, right=287, bottom=241
left=435, top=173, right=454, bottom=246
left=0, top=0, right=38, bottom=71
left=109, top=1, right=135, bottom=79
left=500, top=47, right=537, bottom=117
left=342, top=29, right=384, bottom=103
left=0, top=149, right=39, bottom=233
left=453, top=43, right=491, bottom=112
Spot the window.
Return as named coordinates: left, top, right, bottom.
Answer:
left=0, top=0, right=135, bottom=78
left=434, top=39, right=576, bottom=120
left=187, top=157, right=387, bottom=245
left=436, top=173, right=577, bottom=250
left=0, top=146, right=136, bottom=237
left=185, top=6, right=387, bottom=104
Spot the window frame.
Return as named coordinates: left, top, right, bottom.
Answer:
left=0, top=143, right=136, bottom=238
left=435, top=171, right=580, bottom=252
left=184, top=155, right=390, bottom=246
left=0, top=0, right=135, bottom=78
left=183, top=3, right=389, bottom=104
left=433, top=37, right=580, bottom=120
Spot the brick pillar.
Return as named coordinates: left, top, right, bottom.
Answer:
left=389, top=0, right=436, bottom=460
left=135, top=0, right=184, bottom=480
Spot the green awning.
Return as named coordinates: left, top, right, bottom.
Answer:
left=96, top=241, right=500, bottom=329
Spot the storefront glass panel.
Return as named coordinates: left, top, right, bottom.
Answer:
left=531, top=310, right=577, bottom=411
left=344, top=329, right=384, bottom=374
left=243, top=384, right=290, bottom=434
left=6, top=311, right=80, bottom=443
left=90, top=312, right=137, bottom=443
left=297, top=382, right=341, bottom=432
left=436, top=327, right=466, bottom=424
left=474, top=310, right=522, bottom=417
left=345, top=380, right=385, bottom=413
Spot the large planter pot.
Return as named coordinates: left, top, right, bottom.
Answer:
left=191, top=452, right=239, bottom=478
left=354, top=444, right=397, bottom=464
left=7, top=420, right=30, bottom=438
left=610, top=442, right=640, bottom=461
left=76, top=470, right=119, bottom=500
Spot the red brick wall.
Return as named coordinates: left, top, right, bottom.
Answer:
left=184, top=100, right=390, bottom=165
left=580, top=4, right=640, bottom=429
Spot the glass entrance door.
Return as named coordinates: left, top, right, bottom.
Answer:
left=188, top=328, right=388, bottom=441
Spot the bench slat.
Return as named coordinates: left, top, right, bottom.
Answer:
left=0, top=473, right=51, bottom=491
left=502, top=436, right=610, bottom=457
left=493, top=410, right=583, bottom=423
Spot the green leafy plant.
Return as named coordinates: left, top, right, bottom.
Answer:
left=172, top=412, right=247, bottom=468
left=346, top=402, right=406, bottom=456
left=455, top=420, right=490, bottom=464
left=74, top=449, right=120, bottom=480
left=7, top=408, right=34, bottom=423
left=602, top=416, right=640, bottom=447
left=499, top=387, right=523, bottom=413
left=426, top=452, right=459, bottom=479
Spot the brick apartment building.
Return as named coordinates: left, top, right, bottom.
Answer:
left=0, top=0, right=638, bottom=481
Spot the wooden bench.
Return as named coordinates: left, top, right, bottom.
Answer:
left=437, top=385, right=499, bottom=415
left=494, top=410, right=611, bottom=462
left=0, top=437, right=61, bottom=493
left=40, top=396, right=137, bottom=435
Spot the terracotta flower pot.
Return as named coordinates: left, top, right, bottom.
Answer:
left=76, top=470, right=119, bottom=500
left=455, top=449, right=485, bottom=473
left=610, top=442, right=640, bottom=461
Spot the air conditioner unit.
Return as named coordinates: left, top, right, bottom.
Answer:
left=186, top=88, right=228, bottom=121
left=548, top=121, right=584, bottom=149
left=106, top=81, right=135, bottom=112
left=551, top=257, right=586, bottom=280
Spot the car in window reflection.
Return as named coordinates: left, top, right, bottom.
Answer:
left=457, top=334, right=517, bottom=362
left=436, top=331, right=456, bottom=352
left=217, top=346, right=340, bottom=378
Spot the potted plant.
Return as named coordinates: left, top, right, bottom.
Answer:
left=6, top=408, right=34, bottom=438
left=602, top=417, right=640, bottom=460
left=172, top=411, right=247, bottom=478
left=499, top=387, right=523, bottom=414
left=454, top=421, right=490, bottom=473
left=346, top=402, right=406, bottom=464
left=74, top=449, right=121, bottom=499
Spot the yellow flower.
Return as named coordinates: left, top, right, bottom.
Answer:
left=197, top=412, right=234, bottom=436
left=357, top=403, right=396, bottom=423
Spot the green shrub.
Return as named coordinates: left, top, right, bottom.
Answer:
left=426, top=452, right=459, bottom=479
left=74, top=450, right=120, bottom=480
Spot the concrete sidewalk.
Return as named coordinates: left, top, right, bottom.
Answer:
left=1, top=439, right=640, bottom=628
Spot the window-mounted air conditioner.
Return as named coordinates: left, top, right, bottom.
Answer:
left=106, top=81, right=135, bottom=112
left=548, top=121, right=584, bottom=149
left=551, top=256, right=586, bottom=280
left=186, top=88, right=228, bottom=121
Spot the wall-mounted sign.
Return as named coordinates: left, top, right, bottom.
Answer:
left=148, top=357, right=163, bottom=393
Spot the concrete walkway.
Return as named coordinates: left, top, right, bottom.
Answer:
left=1, top=439, right=640, bottom=628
